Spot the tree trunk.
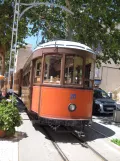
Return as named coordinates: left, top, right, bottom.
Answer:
left=0, top=45, right=5, bottom=75
left=0, top=45, right=6, bottom=89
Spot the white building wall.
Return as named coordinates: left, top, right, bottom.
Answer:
left=95, top=59, right=120, bottom=92
left=15, top=44, right=32, bottom=72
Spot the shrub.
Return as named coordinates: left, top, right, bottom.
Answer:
left=111, top=139, right=120, bottom=146
left=0, top=97, right=22, bottom=136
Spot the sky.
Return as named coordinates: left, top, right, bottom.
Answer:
left=25, top=34, right=42, bottom=50
left=24, top=24, right=42, bottom=50
left=25, top=36, right=37, bottom=50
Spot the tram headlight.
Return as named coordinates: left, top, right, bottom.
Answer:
left=68, top=104, right=76, bottom=112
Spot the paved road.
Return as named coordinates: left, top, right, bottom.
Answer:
left=0, top=98, right=120, bottom=161
left=92, top=115, right=120, bottom=139
left=18, top=111, right=120, bottom=161
left=18, top=113, right=62, bottom=161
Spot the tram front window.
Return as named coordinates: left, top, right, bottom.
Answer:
left=43, top=55, right=62, bottom=84
left=64, top=55, right=83, bottom=85
left=85, top=58, right=95, bottom=88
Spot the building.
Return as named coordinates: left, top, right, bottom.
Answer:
left=94, top=60, right=120, bottom=101
left=15, top=44, right=32, bottom=73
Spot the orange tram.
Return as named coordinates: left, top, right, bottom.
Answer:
left=14, top=40, right=96, bottom=130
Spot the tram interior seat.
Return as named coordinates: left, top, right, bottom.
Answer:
left=43, top=66, right=60, bottom=84
left=43, top=56, right=61, bottom=84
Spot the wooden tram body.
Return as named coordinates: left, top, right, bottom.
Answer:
left=14, top=41, right=96, bottom=128
left=14, top=69, right=23, bottom=96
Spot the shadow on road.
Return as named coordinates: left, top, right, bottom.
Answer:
left=83, top=122, right=115, bottom=142
left=0, top=131, right=28, bottom=142
left=32, top=121, right=115, bottom=144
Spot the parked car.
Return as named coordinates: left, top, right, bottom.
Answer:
left=93, top=88, right=117, bottom=114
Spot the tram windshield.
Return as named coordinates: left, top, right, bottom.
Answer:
left=85, top=58, right=95, bottom=88
left=43, top=55, right=62, bottom=84
left=64, top=55, right=94, bottom=88
left=64, top=55, right=83, bottom=85
left=42, top=54, right=94, bottom=87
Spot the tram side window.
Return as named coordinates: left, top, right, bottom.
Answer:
left=64, top=55, right=83, bottom=85
left=85, top=58, right=95, bottom=88
left=43, top=55, right=62, bottom=84
left=34, top=58, right=42, bottom=83
left=23, top=72, right=30, bottom=87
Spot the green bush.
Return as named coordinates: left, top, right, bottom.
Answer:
left=0, top=97, right=22, bottom=136
left=111, top=139, right=120, bottom=146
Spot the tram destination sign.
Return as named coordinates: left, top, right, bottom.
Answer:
left=70, top=94, right=76, bottom=100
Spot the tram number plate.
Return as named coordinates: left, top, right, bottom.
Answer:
left=70, top=94, right=76, bottom=100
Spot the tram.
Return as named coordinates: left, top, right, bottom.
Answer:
left=14, top=40, right=96, bottom=130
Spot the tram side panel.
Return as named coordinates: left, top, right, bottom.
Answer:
left=31, top=86, right=40, bottom=113
left=14, top=69, right=23, bottom=96
left=31, top=86, right=93, bottom=120
left=21, top=64, right=31, bottom=109
left=21, top=86, right=31, bottom=109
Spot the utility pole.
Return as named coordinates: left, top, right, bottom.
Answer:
left=8, top=0, right=20, bottom=90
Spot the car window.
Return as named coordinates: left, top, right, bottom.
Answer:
left=94, top=89, right=109, bottom=99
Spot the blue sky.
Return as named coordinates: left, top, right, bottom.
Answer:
left=25, top=36, right=37, bottom=49
left=25, top=34, right=42, bottom=50
left=25, top=24, right=42, bottom=50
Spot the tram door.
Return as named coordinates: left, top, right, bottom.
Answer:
left=22, top=72, right=31, bottom=109
left=85, top=63, right=91, bottom=87
left=85, top=64, right=91, bottom=79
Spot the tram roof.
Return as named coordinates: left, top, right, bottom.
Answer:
left=34, top=40, right=95, bottom=54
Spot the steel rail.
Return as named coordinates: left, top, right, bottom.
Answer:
left=71, top=131, right=108, bottom=161
left=42, top=126, right=69, bottom=161
left=59, top=126, right=108, bottom=161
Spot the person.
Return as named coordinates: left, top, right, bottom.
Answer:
left=0, top=88, right=9, bottom=101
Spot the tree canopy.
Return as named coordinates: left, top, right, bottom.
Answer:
left=0, top=0, right=31, bottom=50
left=0, top=0, right=120, bottom=65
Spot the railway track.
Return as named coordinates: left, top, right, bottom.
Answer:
left=42, top=126, right=69, bottom=161
left=41, top=125, right=108, bottom=161
left=28, top=111, right=109, bottom=161
left=71, top=129, right=108, bottom=161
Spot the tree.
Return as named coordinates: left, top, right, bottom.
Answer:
left=0, top=0, right=32, bottom=74
left=0, top=0, right=34, bottom=48
left=27, top=0, right=120, bottom=64
left=70, top=0, right=120, bottom=64
left=0, top=0, right=120, bottom=71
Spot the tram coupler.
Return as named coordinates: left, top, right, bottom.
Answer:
left=74, top=130, right=85, bottom=137
left=49, top=124, right=60, bottom=131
